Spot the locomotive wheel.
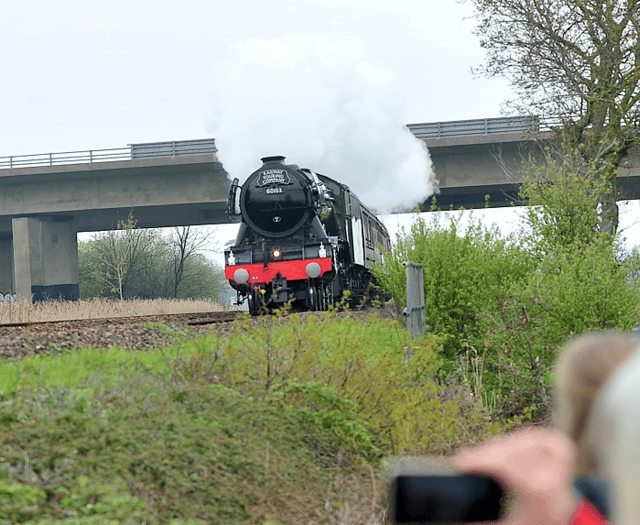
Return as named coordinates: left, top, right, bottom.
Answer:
left=320, top=284, right=331, bottom=311
left=247, top=292, right=257, bottom=316
left=306, top=283, right=318, bottom=311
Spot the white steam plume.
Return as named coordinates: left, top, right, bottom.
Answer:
left=207, top=32, right=436, bottom=213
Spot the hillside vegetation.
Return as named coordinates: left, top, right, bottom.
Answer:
left=0, top=311, right=504, bottom=525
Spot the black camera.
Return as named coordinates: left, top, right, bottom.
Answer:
left=390, top=473, right=504, bottom=523
left=387, top=460, right=609, bottom=524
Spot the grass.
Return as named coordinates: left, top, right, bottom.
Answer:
left=0, top=298, right=224, bottom=325
left=0, top=309, right=515, bottom=524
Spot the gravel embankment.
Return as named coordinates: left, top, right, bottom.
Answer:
left=0, top=312, right=236, bottom=359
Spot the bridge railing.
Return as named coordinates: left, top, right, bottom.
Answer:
left=131, top=138, right=218, bottom=159
left=0, top=147, right=132, bottom=169
left=0, top=138, right=217, bottom=170
left=407, top=115, right=559, bottom=139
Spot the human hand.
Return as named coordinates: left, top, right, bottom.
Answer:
left=454, top=428, right=580, bottom=525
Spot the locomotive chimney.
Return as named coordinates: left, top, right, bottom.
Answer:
left=261, top=156, right=286, bottom=164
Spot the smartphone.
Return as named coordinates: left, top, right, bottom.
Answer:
left=391, top=473, right=505, bottom=523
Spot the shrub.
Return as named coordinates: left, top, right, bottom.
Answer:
left=372, top=214, right=532, bottom=367
left=0, top=376, right=377, bottom=525
left=190, top=312, right=503, bottom=454
left=371, top=159, right=640, bottom=417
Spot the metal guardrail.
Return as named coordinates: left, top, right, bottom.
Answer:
left=0, top=147, right=131, bottom=169
left=0, top=138, right=217, bottom=170
left=407, top=115, right=558, bottom=139
left=131, top=138, right=217, bottom=159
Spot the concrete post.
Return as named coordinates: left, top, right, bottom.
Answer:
left=12, top=217, right=79, bottom=301
left=403, top=261, right=426, bottom=339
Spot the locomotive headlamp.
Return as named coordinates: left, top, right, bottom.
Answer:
left=227, top=250, right=236, bottom=266
left=318, top=243, right=327, bottom=258
left=272, top=248, right=282, bottom=259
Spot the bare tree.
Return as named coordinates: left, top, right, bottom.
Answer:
left=467, top=0, right=640, bottom=232
left=168, top=226, right=217, bottom=298
left=84, top=214, right=157, bottom=300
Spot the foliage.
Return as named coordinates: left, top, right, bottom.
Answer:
left=621, top=246, right=640, bottom=290
left=481, top=157, right=640, bottom=408
left=79, top=220, right=225, bottom=301
left=372, top=213, right=532, bottom=362
left=0, top=372, right=374, bottom=524
left=0, top=311, right=518, bottom=524
left=372, top=165, right=640, bottom=415
left=519, top=153, right=609, bottom=254
left=167, top=226, right=218, bottom=298
left=209, top=312, right=503, bottom=454
left=79, top=214, right=157, bottom=301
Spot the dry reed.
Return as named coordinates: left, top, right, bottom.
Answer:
left=0, top=298, right=224, bottom=324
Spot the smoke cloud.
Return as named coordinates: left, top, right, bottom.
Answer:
left=206, top=31, right=436, bottom=214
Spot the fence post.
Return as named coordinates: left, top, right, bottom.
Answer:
left=403, top=261, right=426, bottom=340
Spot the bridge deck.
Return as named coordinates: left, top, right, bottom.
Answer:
left=0, top=140, right=230, bottom=233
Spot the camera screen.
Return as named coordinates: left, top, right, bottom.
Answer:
left=393, top=474, right=504, bottom=523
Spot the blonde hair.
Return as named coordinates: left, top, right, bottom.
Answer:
left=553, top=332, right=636, bottom=474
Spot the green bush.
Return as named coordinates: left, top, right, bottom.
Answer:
left=0, top=377, right=375, bottom=525
left=0, top=312, right=509, bottom=523
left=481, top=232, right=640, bottom=412
left=202, top=312, right=502, bottom=454
left=371, top=156, right=640, bottom=417
left=372, top=214, right=532, bottom=366
left=480, top=156, right=640, bottom=412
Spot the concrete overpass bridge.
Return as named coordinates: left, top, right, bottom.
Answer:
left=2, top=116, right=639, bottom=301
left=411, top=116, right=640, bottom=209
left=0, top=139, right=229, bottom=300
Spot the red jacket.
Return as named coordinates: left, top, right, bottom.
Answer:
left=571, top=500, right=609, bottom=525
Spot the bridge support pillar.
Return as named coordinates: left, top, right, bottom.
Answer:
left=12, top=217, right=79, bottom=302
left=0, top=235, right=14, bottom=296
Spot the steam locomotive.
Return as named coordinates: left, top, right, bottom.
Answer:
left=224, top=156, right=391, bottom=315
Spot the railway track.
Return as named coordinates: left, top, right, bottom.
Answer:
left=0, top=310, right=239, bottom=330
left=0, top=310, right=241, bottom=359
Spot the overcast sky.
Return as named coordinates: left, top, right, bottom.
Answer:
left=0, top=0, right=510, bottom=154
left=1, top=0, right=637, bottom=249
left=0, top=0, right=517, bottom=212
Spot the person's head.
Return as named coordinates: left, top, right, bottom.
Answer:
left=586, top=345, right=640, bottom=525
left=553, top=331, right=637, bottom=474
